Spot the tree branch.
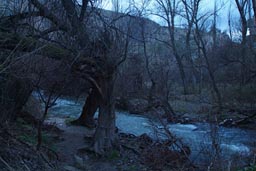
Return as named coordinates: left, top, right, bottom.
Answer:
left=79, top=0, right=89, bottom=21
left=29, top=0, right=68, bottom=31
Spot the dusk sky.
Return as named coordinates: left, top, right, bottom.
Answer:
left=99, top=0, right=242, bottom=32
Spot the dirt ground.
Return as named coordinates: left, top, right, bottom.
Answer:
left=46, top=117, right=194, bottom=171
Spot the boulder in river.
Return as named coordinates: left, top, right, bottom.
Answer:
left=126, top=98, right=149, bottom=114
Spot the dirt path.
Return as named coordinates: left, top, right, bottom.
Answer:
left=46, top=117, right=95, bottom=166
left=46, top=117, right=119, bottom=171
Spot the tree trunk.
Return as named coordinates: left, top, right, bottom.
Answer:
left=93, top=74, right=117, bottom=155
left=171, top=21, right=187, bottom=95
left=72, top=87, right=100, bottom=128
left=177, top=55, right=187, bottom=95
left=148, top=81, right=156, bottom=107
left=194, top=22, right=222, bottom=111
left=253, top=0, right=256, bottom=24
left=37, top=105, right=50, bottom=150
left=186, top=31, right=198, bottom=91
left=37, top=121, right=43, bottom=150
left=0, top=77, right=32, bottom=124
left=202, top=46, right=222, bottom=111
left=235, top=0, right=248, bottom=85
left=162, top=100, right=176, bottom=122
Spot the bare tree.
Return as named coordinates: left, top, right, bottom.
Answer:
left=155, top=0, right=188, bottom=94
left=252, top=0, right=256, bottom=22
left=235, top=0, right=250, bottom=85
left=35, top=85, right=62, bottom=150
left=181, top=0, right=200, bottom=91
left=0, top=0, right=132, bottom=154
left=192, top=1, right=223, bottom=111
left=235, top=0, right=249, bottom=46
left=228, top=2, right=234, bottom=41
left=135, top=0, right=176, bottom=120
left=90, top=27, right=131, bottom=154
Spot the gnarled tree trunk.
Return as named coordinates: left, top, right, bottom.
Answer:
left=72, top=87, right=100, bottom=128
left=93, top=74, right=117, bottom=154
left=0, top=76, right=32, bottom=124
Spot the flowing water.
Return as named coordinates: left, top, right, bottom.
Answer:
left=48, top=97, right=256, bottom=164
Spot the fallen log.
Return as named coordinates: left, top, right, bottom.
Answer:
left=219, top=112, right=256, bottom=127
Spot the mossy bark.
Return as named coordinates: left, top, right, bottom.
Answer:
left=0, top=31, right=70, bottom=60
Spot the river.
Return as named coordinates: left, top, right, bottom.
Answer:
left=48, top=97, right=256, bottom=165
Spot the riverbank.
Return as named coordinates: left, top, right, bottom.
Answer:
left=46, top=116, right=195, bottom=171
left=3, top=95, right=254, bottom=171
left=1, top=115, right=190, bottom=171
left=46, top=95, right=256, bottom=170
left=47, top=95, right=256, bottom=131
left=1, top=110, right=254, bottom=170
left=113, top=93, right=256, bottom=131
left=47, top=114, right=255, bottom=171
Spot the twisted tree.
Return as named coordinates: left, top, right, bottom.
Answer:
left=1, top=0, right=130, bottom=154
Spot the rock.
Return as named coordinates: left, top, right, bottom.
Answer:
left=184, top=117, right=191, bottom=123
left=126, top=98, right=148, bottom=114
left=157, top=125, right=164, bottom=129
left=83, top=155, right=89, bottom=161
left=74, top=155, right=84, bottom=168
left=22, top=95, right=43, bottom=119
left=115, top=97, right=127, bottom=110
left=176, top=113, right=194, bottom=124
left=139, top=133, right=153, bottom=144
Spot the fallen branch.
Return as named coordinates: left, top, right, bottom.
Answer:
left=220, top=112, right=256, bottom=127
left=39, top=152, right=54, bottom=169
left=234, top=112, right=256, bottom=125
left=0, top=156, right=15, bottom=171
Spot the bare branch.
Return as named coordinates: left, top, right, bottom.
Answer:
left=79, top=0, right=89, bottom=21
left=29, top=0, right=68, bottom=31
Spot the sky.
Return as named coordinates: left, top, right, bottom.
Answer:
left=99, top=0, right=242, bottom=32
